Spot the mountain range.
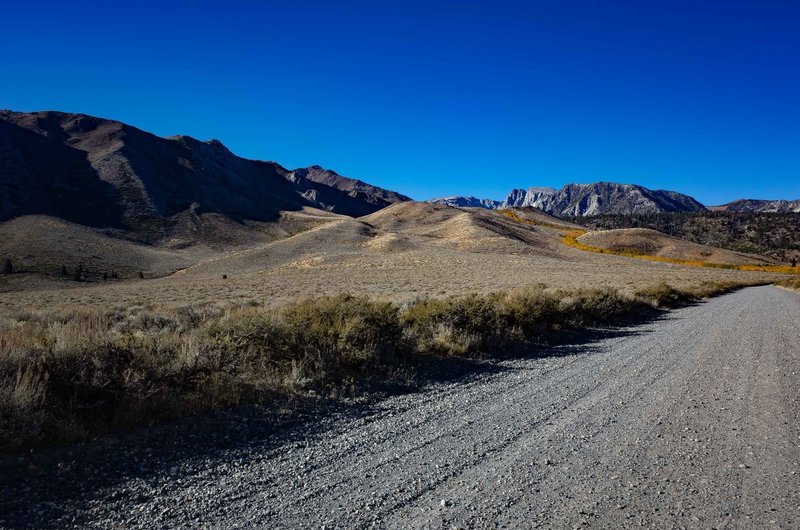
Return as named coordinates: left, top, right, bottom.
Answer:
left=432, top=185, right=800, bottom=216
left=709, top=199, right=800, bottom=213
left=431, top=183, right=706, bottom=216
left=501, top=183, right=707, bottom=216
left=0, top=110, right=410, bottom=243
left=1, top=108, right=798, bottom=246
left=426, top=196, right=502, bottom=209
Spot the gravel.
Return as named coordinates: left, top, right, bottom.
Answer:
left=2, top=285, right=799, bottom=529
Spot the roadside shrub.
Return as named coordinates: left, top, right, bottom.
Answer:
left=0, top=281, right=757, bottom=452
left=281, top=295, right=402, bottom=370
left=402, top=287, right=647, bottom=356
left=401, top=294, right=507, bottom=356
left=636, top=282, right=697, bottom=307
left=0, top=308, right=211, bottom=449
left=203, top=296, right=403, bottom=388
left=777, top=278, right=800, bottom=291
left=501, top=285, right=560, bottom=336
left=205, top=308, right=285, bottom=376
left=635, top=280, right=760, bottom=308
left=0, top=365, right=48, bottom=449
left=556, top=287, right=642, bottom=324
left=683, top=281, right=732, bottom=299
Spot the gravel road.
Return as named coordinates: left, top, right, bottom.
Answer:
left=2, top=285, right=799, bottom=529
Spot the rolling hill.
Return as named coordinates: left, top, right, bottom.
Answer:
left=570, top=211, right=800, bottom=264
left=575, top=228, right=776, bottom=266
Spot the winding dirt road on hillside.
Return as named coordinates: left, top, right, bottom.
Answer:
left=2, top=286, right=799, bottom=529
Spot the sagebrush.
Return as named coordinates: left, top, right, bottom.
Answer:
left=0, top=281, right=762, bottom=451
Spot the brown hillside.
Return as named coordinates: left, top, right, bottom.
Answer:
left=576, top=228, right=776, bottom=266
left=361, top=202, right=564, bottom=255
left=0, top=216, right=201, bottom=278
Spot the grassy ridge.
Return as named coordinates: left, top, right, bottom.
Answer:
left=493, top=208, right=798, bottom=273
left=566, top=210, right=800, bottom=263
left=0, top=281, right=758, bottom=451
left=561, top=229, right=800, bottom=274
left=496, top=209, right=570, bottom=229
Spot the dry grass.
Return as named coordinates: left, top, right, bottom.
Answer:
left=496, top=208, right=576, bottom=230
left=0, top=298, right=391, bottom=451
left=0, top=280, right=762, bottom=452
left=777, top=278, right=800, bottom=291
left=1, top=203, right=785, bottom=310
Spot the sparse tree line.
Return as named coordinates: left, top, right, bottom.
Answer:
left=59, top=263, right=121, bottom=282
left=1, top=258, right=147, bottom=280
left=566, top=211, right=800, bottom=263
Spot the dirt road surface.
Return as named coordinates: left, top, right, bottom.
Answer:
left=2, top=286, right=799, bottom=529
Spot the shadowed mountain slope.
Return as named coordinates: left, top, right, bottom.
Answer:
left=0, top=110, right=408, bottom=243
left=296, top=165, right=411, bottom=207
left=0, top=215, right=199, bottom=278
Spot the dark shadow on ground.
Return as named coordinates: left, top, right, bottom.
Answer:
left=0, top=303, right=691, bottom=528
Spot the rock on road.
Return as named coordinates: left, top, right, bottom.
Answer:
left=2, top=286, right=799, bottom=529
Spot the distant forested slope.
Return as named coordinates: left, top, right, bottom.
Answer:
left=567, top=211, right=800, bottom=263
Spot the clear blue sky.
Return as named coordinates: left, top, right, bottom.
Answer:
left=1, top=0, right=798, bottom=204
